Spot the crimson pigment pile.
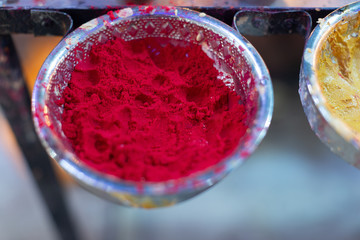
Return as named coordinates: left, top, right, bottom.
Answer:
left=59, top=36, right=250, bottom=182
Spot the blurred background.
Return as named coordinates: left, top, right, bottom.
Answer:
left=1, top=1, right=360, bottom=239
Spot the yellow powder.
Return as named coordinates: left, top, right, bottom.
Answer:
left=316, top=12, right=360, bottom=134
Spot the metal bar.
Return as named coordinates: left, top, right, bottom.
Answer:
left=0, top=35, right=79, bottom=240
left=0, top=0, right=356, bottom=9
left=233, top=10, right=312, bottom=38
left=0, top=8, right=335, bottom=36
left=0, top=9, right=72, bottom=35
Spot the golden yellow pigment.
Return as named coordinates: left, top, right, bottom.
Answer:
left=316, top=13, right=360, bottom=134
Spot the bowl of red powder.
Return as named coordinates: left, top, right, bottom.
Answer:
left=32, top=6, right=273, bottom=208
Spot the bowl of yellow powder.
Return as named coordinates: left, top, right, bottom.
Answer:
left=300, top=1, right=360, bottom=167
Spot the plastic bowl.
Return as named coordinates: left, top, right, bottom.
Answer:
left=32, top=6, right=273, bottom=208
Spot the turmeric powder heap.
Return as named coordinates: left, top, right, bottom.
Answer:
left=316, top=13, right=360, bottom=135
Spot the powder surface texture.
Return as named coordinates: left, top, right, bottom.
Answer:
left=317, top=13, right=360, bottom=135
left=60, top=37, right=249, bottom=182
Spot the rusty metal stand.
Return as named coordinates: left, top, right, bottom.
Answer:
left=0, top=34, right=78, bottom=240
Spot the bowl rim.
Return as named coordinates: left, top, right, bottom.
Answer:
left=301, top=1, right=360, bottom=149
left=32, top=6, right=273, bottom=197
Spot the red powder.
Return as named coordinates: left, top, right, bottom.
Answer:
left=160, top=6, right=174, bottom=11
left=107, top=11, right=117, bottom=21
left=139, top=5, right=155, bottom=14
left=60, top=37, right=249, bottom=182
left=33, top=0, right=46, bottom=5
